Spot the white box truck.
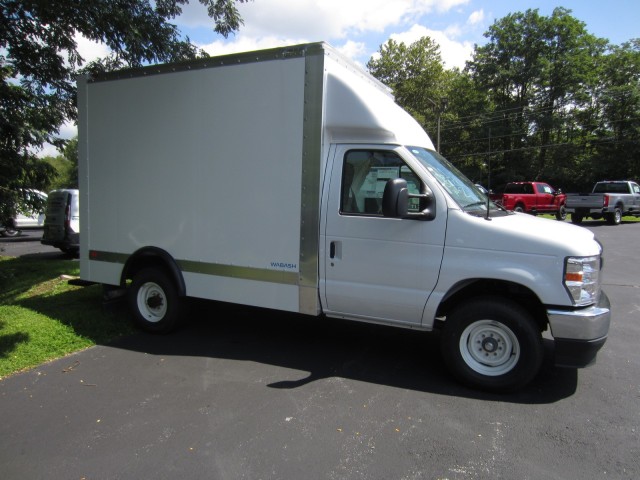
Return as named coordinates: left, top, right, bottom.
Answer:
left=78, top=42, right=610, bottom=391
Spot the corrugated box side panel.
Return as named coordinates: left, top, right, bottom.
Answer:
left=81, top=55, right=311, bottom=313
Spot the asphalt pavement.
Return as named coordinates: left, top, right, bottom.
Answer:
left=0, top=228, right=68, bottom=259
left=1, top=222, right=639, bottom=479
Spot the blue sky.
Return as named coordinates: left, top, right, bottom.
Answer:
left=173, top=0, right=639, bottom=69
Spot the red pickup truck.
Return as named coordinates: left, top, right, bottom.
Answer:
left=491, top=182, right=567, bottom=220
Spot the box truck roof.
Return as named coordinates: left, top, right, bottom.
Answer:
left=323, top=52, right=434, bottom=148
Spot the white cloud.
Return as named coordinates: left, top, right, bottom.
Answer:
left=235, top=0, right=469, bottom=39
left=192, top=0, right=473, bottom=66
left=74, top=32, right=110, bottom=65
left=467, top=9, right=485, bottom=26
left=200, top=35, right=310, bottom=57
left=336, top=40, right=367, bottom=61
left=389, top=24, right=473, bottom=69
left=182, top=0, right=469, bottom=40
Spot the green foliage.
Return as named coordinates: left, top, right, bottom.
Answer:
left=367, top=37, right=448, bottom=129
left=1, top=0, right=248, bottom=222
left=48, top=137, right=78, bottom=190
left=368, top=8, right=640, bottom=191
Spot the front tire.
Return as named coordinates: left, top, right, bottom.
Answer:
left=441, top=297, right=544, bottom=392
left=128, top=268, right=184, bottom=333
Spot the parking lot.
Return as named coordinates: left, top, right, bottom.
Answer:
left=1, top=222, right=639, bottom=479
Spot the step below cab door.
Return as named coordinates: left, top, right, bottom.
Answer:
left=321, top=145, right=446, bottom=326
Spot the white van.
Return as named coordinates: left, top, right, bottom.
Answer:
left=77, top=43, right=610, bottom=392
left=41, top=189, right=80, bottom=255
left=0, top=190, right=47, bottom=237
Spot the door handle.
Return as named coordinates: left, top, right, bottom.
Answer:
left=330, top=241, right=336, bottom=259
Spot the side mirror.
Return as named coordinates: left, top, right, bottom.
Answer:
left=382, top=178, right=409, bottom=217
left=382, top=178, right=435, bottom=220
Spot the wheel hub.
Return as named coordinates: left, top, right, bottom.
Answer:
left=137, top=281, right=168, bottom=322
left=482, top=336, right=499, bottom=353
left=459, top=320, right=521, bottom=376
left=147, top=292, right=164, bottom=310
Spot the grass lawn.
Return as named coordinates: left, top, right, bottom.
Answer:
left=0, top=256, right=135, bottom=379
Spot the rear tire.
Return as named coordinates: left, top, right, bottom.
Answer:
left=128, top=268, right=184, bottom=333
left=556, top=205, right=567, bottom=221
left=571, top=213, right=583, bottom=224
left=605, top=207, right=622, bottom=225
left=440, top=297, right=544, bottom=392
left=1, top=227, right=21, bottom=237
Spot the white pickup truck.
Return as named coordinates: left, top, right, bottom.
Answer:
left=566, top=180, right=640, bottom=224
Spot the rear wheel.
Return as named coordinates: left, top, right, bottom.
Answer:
left=1, top=226, right=21, bottom=237
left=556, top=205, right=567, bottom=221
left=605, top=207, right=622, bottom=225
left=440, top=297, right=544, bottom=392
left=128, top=268, right=184, bottom=333
left=571, top=213, right=583, bottom=224
left=514, top=204, right=525, bottom=213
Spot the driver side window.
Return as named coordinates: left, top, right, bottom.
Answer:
left=340, top=150, right=422, bottom=215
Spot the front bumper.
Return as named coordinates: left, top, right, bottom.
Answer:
left=547, top=291, right=611, bottom=368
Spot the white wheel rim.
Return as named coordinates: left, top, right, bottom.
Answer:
left=137, top=281, right=167, bottom=323
left=459, top=320, right=520, bottom=376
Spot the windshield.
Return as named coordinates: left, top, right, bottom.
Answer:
left=407, top=146, right=504, bottom=216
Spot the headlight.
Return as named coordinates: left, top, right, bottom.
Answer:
left=564, top=256, right=601, bottom=306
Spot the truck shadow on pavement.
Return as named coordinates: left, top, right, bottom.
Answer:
left=105, top=300, right=578, bottom=404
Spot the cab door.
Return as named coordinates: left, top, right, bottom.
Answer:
left=537, top=183, right=556, bottom=212
left=321, top=145, right=446, bottom=326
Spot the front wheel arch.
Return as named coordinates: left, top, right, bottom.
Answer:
left=440, top=296, right=544, bottom=392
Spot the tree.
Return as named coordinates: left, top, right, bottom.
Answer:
left=1, top=0, right=249, bottom=223
left=590, top=40, right=640, bottom=181
left=367, top=37, right=448, bottom=141
left=43, top=137, right=78, bottom=191
left=466, top=8, right=607, bottom=189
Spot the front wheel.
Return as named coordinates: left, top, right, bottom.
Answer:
left=128, top=268, right=184, bottom=333
left=440, top=297, right=544, bottom=392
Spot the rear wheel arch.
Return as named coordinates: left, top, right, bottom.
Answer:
left=121, top=247, right=186, bottom=296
